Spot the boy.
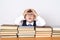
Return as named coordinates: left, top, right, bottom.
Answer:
left=22, top=9, right=37, bottom=26
left=15, top=9, right=46, bottom=26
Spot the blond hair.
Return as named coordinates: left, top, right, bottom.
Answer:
left=23, top=9, right=38, bottom=17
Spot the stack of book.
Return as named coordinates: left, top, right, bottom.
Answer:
left=52, top=26, right=60, bottom=37
left=0, top=24, right=18, bottom=38
left=36, top=26, right=52, bottom=37
left=18, top=26, right=35, bottom=37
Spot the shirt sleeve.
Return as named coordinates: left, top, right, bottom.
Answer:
left=15, top=15, right=24, bottom=25
left=36, top=16, right=46, bottom=26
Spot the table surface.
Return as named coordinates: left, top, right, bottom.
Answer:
left=0, top=37, right=60, bottom=40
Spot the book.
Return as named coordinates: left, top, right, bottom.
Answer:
left=52, top=35, right=60, bottom=37
left=0, top=29, right=17, bottom=34
left=0, top=33, right=17, bottom=36
left=18, top=30, right=35, bottom=33
left=52, top=26, right=60, bottom=37
left=0, top=24, right=18, bottom=38
left=36, top=36, right=51, bottom=37
left=0, top=25, right=18, bottom=29
left=0, top=31, right=17, bottom=34
left=1, top=35, right=17, bottom=38
left=53, top=33, right=60, bottom=35
left=36, top=26, right=52, bottom=31
left=18, top=35, right=34, bottom=37
left=0, top=29, right=17, bottom=32
left=36, top=31, right=52, bottom=34
left=18, top=26, right=35, bottom=37
left=18, top=26, right=34, bottom=31
left=36, top=26, right=52, bottom=37
left=1, top=24, right=18, bottom=26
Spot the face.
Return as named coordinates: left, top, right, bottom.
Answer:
left=25, top=13, right=35, bottom=23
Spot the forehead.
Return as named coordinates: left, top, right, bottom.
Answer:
left=25, top=12, right=35, bottom=16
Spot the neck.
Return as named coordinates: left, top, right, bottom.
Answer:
left=28, top=21, right=34, bottom=23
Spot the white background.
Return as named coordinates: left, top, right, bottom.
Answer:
left=0, top=0, right=60, bottom=27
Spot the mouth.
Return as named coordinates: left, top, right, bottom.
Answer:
left=29, top=18, right=31, bottom=19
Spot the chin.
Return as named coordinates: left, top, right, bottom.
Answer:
left=27, top=20, right=32, bottom=22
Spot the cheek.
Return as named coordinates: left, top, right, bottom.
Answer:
left=25, top=15, right=35, bottom=20
left=31, top=17, right=35, bottom=20
left=25, top=16, right=29, bottom=20
left=31, top=16, right=35, bottom=19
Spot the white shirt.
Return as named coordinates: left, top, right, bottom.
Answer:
left=26, top=21, right=34, bottom=26
left=15, top=15, right=46, bottom=26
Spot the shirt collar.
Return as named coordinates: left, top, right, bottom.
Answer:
left=26, top=21, right=34, bottom=25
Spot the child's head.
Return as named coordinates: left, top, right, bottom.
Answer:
left=23, top=9, right=38, bottom=23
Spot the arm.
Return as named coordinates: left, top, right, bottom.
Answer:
left=15, top=15, right=24, bottom=25
left=36, top=16, right=46, bottom=26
